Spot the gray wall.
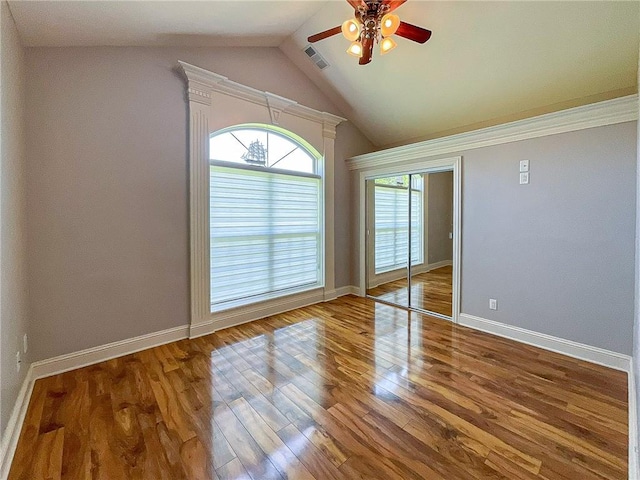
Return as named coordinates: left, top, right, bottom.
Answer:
left=633, top=22, right=640, bottom=470
left=349, top=122, right=636, bottom=355
left=0, top=1, right=28, bottom=437
left=25, top=46, right=373, bottom=362
left=427, top=171, right=453, bottom=264
left=461, top=122, right=636, bottom=354
left=335, top=123, right=375, bottom=287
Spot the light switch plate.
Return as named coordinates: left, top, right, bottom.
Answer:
left=520, top=160, right=529, bottom=172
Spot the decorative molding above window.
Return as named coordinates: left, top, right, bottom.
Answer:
left=179, top=61, right=345, bottom=129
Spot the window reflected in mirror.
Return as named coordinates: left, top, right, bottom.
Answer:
left=366, top=171, right=453, bottom=317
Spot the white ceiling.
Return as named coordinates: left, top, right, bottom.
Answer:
left=8, top=1, right=328, bottom=47
left=8, top=0, right=639, bottom=148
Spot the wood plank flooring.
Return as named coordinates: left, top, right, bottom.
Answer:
left=367, top=265, right=453, bottom=316
left=8, top=295, right=628, bottom=479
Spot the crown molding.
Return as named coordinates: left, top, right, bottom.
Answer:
left=348, top=94, right=638, bottom=170
left=178, top=61, right=346, bottom=129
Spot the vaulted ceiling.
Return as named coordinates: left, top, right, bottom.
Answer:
left=8, top=0, right=638, bottom=148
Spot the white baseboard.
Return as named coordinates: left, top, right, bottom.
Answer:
left=189, top=320, right=216, bottom=339
left=31, top=324, right=190, bottom=379
left=629, top=362, right=638, bottom=480
left=323, top=289, right=338, bottom=301
left=334, top=285, right=359, bottom=297
left=424, top=260, right=453, bottom=271
left=190, top=286, right=360, bottom=338
left=368, top=260, right=453, bottom=289
left=0, top=366, right=35, bottom=480
left=368, top=267, right=408, bottom=289
left=459, top=313, right=631, bottom=371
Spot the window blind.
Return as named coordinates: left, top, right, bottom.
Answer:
left=374, top=185, right=422, bottom=274
left=210, top=164, right=321, bottom=309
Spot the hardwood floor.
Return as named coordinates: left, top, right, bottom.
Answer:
left=9, top=295, right=628, bottom=479
left=367, top=265, right=453, bottom=316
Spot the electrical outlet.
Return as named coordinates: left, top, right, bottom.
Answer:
left=16, top=351, right=21, bottom=373
left=489, top=299, right=498, bottom=310
left=23, top=333, right=28, bottom=354
left=519, top=172, right=529, bottom=185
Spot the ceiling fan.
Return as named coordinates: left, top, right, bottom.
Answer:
left=307, top=0, right=432, bottom=65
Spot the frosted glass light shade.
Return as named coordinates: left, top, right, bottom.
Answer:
left=341, top=19, right=361, bottom=41
left=380, top=37, right=397, bottom=55
left=380, top=13, right=400, bottom=37
left=346, top=41, right=363, bottom=57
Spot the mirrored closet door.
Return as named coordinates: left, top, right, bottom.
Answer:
left=366, top=170, right=454, bottom=318
left=365, top=175, right=411, bottom=308
left=409, top=171, right=453, bottom=317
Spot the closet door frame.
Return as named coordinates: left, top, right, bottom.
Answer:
left=358, top=156, right=461, bottom=323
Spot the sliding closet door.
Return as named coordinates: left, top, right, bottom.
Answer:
left=409, top=171, right=453, bottom=317
left=365, top=176, right=410, bottom=309
left=360, top=157, right=459, bottom=321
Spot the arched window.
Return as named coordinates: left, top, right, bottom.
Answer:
left=209, top=124, right=323, bottom=311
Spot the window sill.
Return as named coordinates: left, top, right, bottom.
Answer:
left=211, top=283, right=323, bottom=314
left=207, top=287, right=328, bottom=333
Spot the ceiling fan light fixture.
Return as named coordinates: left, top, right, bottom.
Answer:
left=307, top=0, right=431, bottom=66
left=341, top=18, right=361, bottom=41
left=346, top=41, right=364, bottom=57
left=380, top=13, right=400, bottom=37
left=380, top=37, right=397, bottom=55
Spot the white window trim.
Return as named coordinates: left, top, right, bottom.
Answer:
left=179, top=61, right=345, bottom=338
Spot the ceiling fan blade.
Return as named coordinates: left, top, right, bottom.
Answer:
left=307, top=26, right=342, bottom=43
left=396, top=21, right=432, bottom=44
left=346, top=0, right=366, bottom=9
left=359, top=35, right=374, bottom=65
left=382, top=0, right=407, bottom=14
